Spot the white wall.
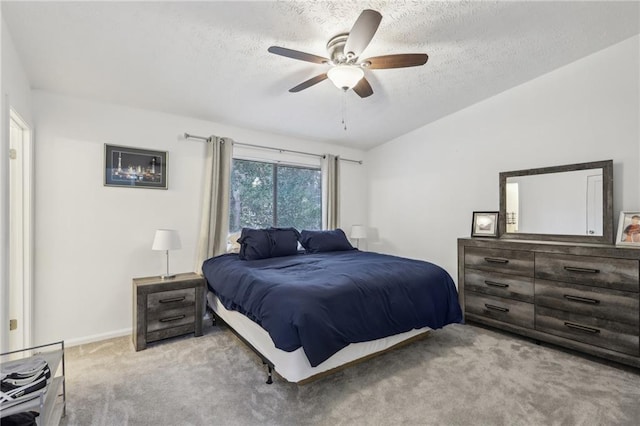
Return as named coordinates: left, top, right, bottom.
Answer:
left=1, top=16, right=34, bottom=352
left=366, top=35, right=640, bottom=280
left=32, top=91, right=367, bottom=346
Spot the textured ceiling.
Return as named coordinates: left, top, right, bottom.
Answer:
left=2, top=1, right=639, bottom=150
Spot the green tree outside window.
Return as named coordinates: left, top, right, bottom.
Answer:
left=229, top=159, right=321, bottom=232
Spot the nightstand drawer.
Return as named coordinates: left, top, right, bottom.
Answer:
left=465, top=247, right=534, bottom=277
left=147, top=305, right=195, bottom=333
left=465, top=269, right=533, bottom=303
left=465, top=292, right=534, bottom=329
left=535, top=253, right=639, bottom=292
left=536, top=306, right=639, bottom=356
left=147, top=288, right=196, bottom=312
left=536, top=279, right=639, bottom=326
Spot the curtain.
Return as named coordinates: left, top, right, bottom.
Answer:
left=195, top=136, right=233, bottom=274
left=321, top=154, right=340, bottom=230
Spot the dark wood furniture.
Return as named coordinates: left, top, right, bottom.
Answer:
left=133, top=272, right=205, bottom=351
left=458, top=238, right=640, bottom=368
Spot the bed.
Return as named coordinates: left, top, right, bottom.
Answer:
left=202, top=228, right=462, bottom=383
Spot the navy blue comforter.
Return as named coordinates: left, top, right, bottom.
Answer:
left=202, top=250, right=462, bottom=367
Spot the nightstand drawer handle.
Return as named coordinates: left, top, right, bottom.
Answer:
left=160, top=315, right=186, bottom=323
left=484, top=257, right=509, bottom=264
left=159, top=296, right=186, bottom=304
left=485, top=304, right=509, bottom=313
left=564, top=322, right=600, bottom=334
left=485, top=280, right=509, bottom=288
left=563, top=266, right=600, bottom=274
left=563, top=294, right=600, bottom=304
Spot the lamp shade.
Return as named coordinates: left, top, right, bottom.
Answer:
left=327, top=65, right=364, bottom=90
left=152, top=229, right=182, bottom=251
left=350, top=225, right=367, bottom=240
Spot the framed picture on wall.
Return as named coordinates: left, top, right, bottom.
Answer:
left=615, top=211, right=640, bottom=247
left=104, top=144, right=168, bottom=189
left=471, top=211, right=499, bottom=238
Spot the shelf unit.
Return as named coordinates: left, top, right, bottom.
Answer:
left=1, top=341, right=66, bottom=425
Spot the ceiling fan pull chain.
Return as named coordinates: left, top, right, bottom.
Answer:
left=342, top=90, right=347, bottom=131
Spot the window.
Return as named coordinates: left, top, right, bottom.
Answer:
left=229, top=159, right=321, bottom=232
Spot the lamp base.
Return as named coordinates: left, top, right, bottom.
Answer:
left=160, top=274, right=176, bottom=280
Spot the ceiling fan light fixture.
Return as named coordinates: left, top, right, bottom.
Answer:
left=327, top=65, right=364, bottom=90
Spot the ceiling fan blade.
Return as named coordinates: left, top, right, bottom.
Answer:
left=268, top=46, right=329, bottom=65
left=364, top=54, right=429, bottom=69
left=353, top=77, right=373, bottom=98
left=344, top=9, right=382, bottom=59
left=289, top=73, right=328, bottom=92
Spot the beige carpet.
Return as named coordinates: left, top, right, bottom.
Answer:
left=59, top=323, right=640, bottom=426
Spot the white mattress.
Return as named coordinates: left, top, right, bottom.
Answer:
left=207, top=291, right=430, bottom=383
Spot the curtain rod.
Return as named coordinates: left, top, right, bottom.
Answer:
left=184, top=133, right=362, bottom=165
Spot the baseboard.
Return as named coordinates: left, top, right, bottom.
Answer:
left=64, top=316, right=213, bottom=348
left=64, top=328, right=132, bottom=347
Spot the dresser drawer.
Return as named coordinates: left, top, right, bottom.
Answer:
left=465, top=292, right=534, bottom=329
left=536, top=279, right=639, bottom=326
left=535, top=253, right=639, bottom=292
left=465, top=270, right=534, bottom=303
left=147, top=305, right=195, bottom=333
left=147, top=288, right=196, bottom=312
left=536, top=306, right=639, bottom=356
left=147, top=288, right=196, bottom=334
left=465, top=247, right=534, bottom=277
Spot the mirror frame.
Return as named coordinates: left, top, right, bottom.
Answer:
left=499, top=160, right=614, bottom=244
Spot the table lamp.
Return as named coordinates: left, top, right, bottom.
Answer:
left=350, top=225, right=367, bottom=249
left=152, top=229, right=181, bottom=279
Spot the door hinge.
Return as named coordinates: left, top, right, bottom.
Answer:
left=9, top=149, right=17, bottom=160
left=9, top=319, right=18, bottom=330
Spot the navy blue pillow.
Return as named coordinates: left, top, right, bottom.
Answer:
left=300, top=229, right=354, bottom=253
left=238, top=227, right=301, bottom=260
left=238, top=228, right=272, bottom=260
left=268, top=227, right=300, bottom=258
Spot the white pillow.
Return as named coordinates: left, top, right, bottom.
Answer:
left=226, top=231, right=242, bottom=254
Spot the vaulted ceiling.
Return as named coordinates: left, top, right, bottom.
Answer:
left=2, top=1, right=639, bottom=150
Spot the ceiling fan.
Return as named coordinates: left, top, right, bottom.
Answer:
left=268, top=9, right=428, bottom=98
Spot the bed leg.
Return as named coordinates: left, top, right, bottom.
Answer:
left=265, top=364, right=273, bottom=384
left=206, top=306, right=216, bottom=326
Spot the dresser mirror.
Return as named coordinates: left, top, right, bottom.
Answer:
left=499, top=160, right=614, bottom=244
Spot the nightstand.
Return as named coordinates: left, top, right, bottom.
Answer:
left=132, top=272, right=206, bottom=351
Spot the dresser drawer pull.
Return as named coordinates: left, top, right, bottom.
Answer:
left=563, top=266, right=600, bottom=274
left=159, top=315, right=186, bottom=323
left=485, top=280, right=509, bottom=288
left=563, top=294, right=600, bottom=304
left=159, top=296, right=186, bottom=304
left=484, top=304, right=509, bottom=313
left=484, top=257, right=509, bottom=264
left=564, top=322, right=600, bottom=334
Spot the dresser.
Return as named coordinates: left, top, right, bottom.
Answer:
left=132, top=272, right=206, bottom=351
left=458, top=238, right=640, bottom=368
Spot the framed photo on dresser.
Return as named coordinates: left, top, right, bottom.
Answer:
left=616, top=211, right=640, bottom=247
left=471, top=211, right=499, bottom=238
